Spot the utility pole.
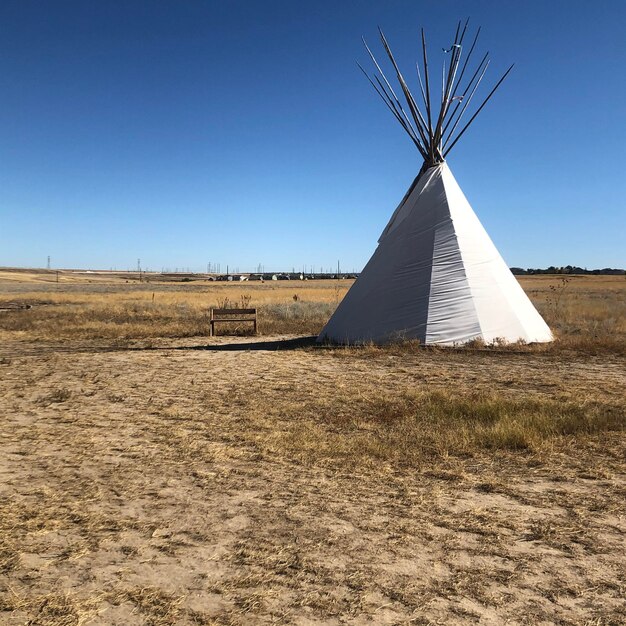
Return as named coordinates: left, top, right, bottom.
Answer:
left=47, top=256, right=51, bottom=270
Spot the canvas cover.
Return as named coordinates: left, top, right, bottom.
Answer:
left=319, top=163, right=553, bottom=345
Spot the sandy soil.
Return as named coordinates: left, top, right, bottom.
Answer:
left=1, top=336, right=625, bottom=625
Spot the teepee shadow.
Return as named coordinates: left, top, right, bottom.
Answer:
left=174, top=336, right=319, bottom=352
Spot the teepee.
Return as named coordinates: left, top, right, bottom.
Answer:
left=319, top=21, right=552, bottom=346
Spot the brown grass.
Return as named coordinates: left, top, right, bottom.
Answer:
left=1, top=269, right=625, bottom=625
left=0, top=278, right=345, bottom=342
left=258, top=389, right=625, bottom=469
left=0, top=272, right=624, bottom=355
left=523, top=274, right=626, bottom=355
left=1, top=342, right=624, bottom=624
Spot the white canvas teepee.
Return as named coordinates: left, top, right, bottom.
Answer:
left=319, top=21, right=552, bottom=346
left=319, top=163, right=552, bottom=345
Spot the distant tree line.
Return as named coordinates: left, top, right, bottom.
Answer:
left=510, top=265, right=625, bottom=276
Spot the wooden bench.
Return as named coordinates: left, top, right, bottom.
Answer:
left=209, top=308, right=257, bottom=336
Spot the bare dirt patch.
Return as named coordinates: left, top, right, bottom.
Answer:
left=1, top=332, right=624, bottom=625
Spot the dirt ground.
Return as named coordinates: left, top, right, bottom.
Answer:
left=1, top=330, right=625, bottom=625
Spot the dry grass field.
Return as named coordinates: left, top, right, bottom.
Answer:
left=1, top=269, right=624, bottom=625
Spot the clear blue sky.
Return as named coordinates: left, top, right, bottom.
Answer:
left=1, top=0, right=624, bottom=272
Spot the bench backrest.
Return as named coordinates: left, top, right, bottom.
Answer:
left=211, top=308, right=256, bottom=319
